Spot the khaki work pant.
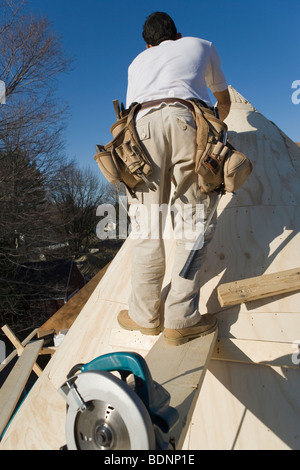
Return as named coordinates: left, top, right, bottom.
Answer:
left=128, top=104, right=217, bottom=329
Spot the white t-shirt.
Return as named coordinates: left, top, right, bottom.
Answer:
left=126, top=36, right=228, bottom=110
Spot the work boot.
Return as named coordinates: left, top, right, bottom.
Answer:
left=164, top=314, right=217, bottom=346
left=117, top=310, right=161, bottom=336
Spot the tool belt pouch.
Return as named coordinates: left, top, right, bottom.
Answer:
left=94, top=104, right=153, bottom=192
left=94, top=150, right=121, bottom=184
left=190, top=102, right=252, bottom=193
left=223, top=147, right=253, bottom=192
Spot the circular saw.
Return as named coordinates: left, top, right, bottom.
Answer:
left=59, top=352, right=179, bottom=450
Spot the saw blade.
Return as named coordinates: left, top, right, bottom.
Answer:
left=74, top=400, right=131, bottom=450
left=65, top=370, right=155, bottom=450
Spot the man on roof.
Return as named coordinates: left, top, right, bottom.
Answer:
left=118, top=12, right=230, bottom=346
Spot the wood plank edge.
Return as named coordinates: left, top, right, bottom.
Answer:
left=0, top=339, right=44, bottom=437
left=211, top=337, right=300, bottom=369
left=217, top=267, right=300, bottom=307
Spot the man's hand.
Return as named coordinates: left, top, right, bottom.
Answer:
left=213, top=88, right=231, bottom=121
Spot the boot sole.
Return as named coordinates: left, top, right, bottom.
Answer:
left=117, top=321, right=161, bottom=336
left=164, top=323, right=217, bottom=346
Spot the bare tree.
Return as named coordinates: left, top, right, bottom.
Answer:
left=0, top=0, right=72, bottom=324
left=0, top=0, right=72, bottom=167
left=0, top=0, right=71, bottom=98
left=51, top=160, right=108, bottom=254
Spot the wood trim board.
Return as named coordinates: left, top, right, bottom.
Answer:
left=0, top=340, right=44, bottom=437
left=218, top=268, right=300, bottom=307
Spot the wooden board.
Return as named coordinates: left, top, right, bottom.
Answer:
left=145, top=329, right=218, bottom=449
left=184, top=361, right=300, bottom=450
left=217, top=267, right=300, bottom=307
left=0, top=340, right=44, bottom=437
left=212, top=337, right=300, bottom=368
left=1, top=325, right=42, bottom=377
left=0, top=329, right=39, bottom=373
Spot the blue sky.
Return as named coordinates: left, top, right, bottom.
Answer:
left=26, top=0, right=299, bottom=174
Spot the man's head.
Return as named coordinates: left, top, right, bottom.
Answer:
left=142, top=12, right=181, bottom=47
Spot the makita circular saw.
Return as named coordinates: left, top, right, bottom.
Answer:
left=59, top=351, right=179, bottom=450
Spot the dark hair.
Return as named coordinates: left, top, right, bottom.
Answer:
left=142, top=12, right=178, bottom=46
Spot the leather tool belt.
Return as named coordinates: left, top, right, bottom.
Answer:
left=94, top=97, right=252, bottom=196
left=94, top=102, right=154, bottom=198
left=187, top=99, right=252, bottom=193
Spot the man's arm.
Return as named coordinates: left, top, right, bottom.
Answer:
left=213, top=88, right=231, bottom=121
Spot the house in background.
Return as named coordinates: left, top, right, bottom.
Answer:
left=16, top=259, right=87, bottom=319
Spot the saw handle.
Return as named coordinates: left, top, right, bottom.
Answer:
left=81, top=351, right=151, bottom=381
left=81, top=352, right=154, bottom=409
